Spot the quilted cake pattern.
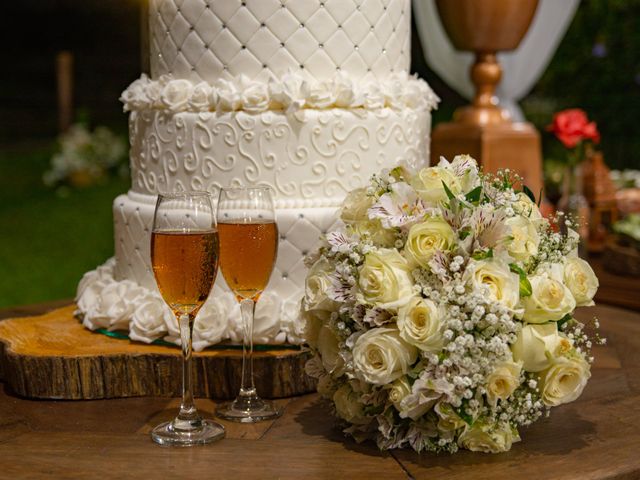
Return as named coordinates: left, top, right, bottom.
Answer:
left=149, top=0, right=411, bottom=83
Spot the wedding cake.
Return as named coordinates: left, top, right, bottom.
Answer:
left=76, top=0, right=438, bottom=349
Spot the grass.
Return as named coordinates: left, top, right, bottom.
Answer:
left=0, top=143, right=128, bottom=308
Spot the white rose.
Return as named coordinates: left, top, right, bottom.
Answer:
left=307, top=81, right=336, bottom=109
left=404, top=217, right=456, bottom=269
left=411, top=166, right=462, bottom=204
left=305, top=258, right=339, bottom=311
left=522, top=272, right=576, bottom=323
left=253, top=292, right=285, bottom=343
left=187, top=82, right=212, bottom=111
left=77, top=279, right=110, bottom=329
left=362, top=83, right=386, bottom=109
left=216, top=78, right=242, bottom=111
left=333, top=384, right=368, bottom=424
left=463, top=258, right=521, bottom=312
left=191, top=295, right=235, bottom=351
left=357, top=249, right=415, bottom=310
left=120, top=75, right=150, bottom=110
left=303, top=309, right=330, bottom=349
left=242, top=81, right=270, bottom=113
left=386, top=376, right=411, bottom=410
left=332, top=72, right=360, bottom=107
left=353, top=327, right=418, bottom=385
left=458, top=422, right=519, bottom=453
left=506, top=215, right=540, bottom=262
left=538, top=352, right=591, bottom=407
left=511, top=322, right=572, bottom=372
left=341, top=188, right=373, bottom=224
left=281, top=298, right=306, bottom=344
left=563, top=257, right=599, bottom=307
left=485, top=359, right=522, bottom=406
left=397, top=297, right=444, bottom=352
left=270, top=73, right=308, bottom=113
left=76, top=265, right=110, bottom=303
left=146, top=77, right=165, bottom=108
left=317, top=325, right=345, bottom=375
left=160, top=79, right=192, bottom=112
left=129, top=294, right=171, bottom=344
left=348, top=220, right=396, bottom=248
left=401, top=79, right=425, bottom=109
left=513, top=192, right=543, bottom=222
left=434, top=402, right=466, bottom=433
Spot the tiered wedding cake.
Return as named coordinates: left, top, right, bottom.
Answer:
left=76, top=0, right=438, bottom=349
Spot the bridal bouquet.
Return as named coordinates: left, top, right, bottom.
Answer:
left=303, top=156, right=602, bottom=453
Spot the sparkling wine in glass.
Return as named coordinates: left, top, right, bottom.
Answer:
left=150, top=192, right=225, bottom=446
left=215, top=186, right=282, bottom=423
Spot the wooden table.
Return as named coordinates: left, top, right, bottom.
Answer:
left=0, top=301, right=638, bottom=479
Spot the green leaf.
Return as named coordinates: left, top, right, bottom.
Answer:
left=557, top=313, right=574, bottom=330
left=454, top=406, right=474, bottom=426
left=459, top=227, right=471, bottom=240
left=441, top=180, right=456, bottom=201
left=465, top=186, right=483, bottom=204
left=522, top=185, right=536, bottom=203
left=472, top=248, right=493, bottom=260
left=510, top=263, right=533, bottom=297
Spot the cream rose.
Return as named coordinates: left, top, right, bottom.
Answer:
left=522, top=273, right=576, bottom=323
left=317, top=325, right=345, bottom=375
left=397, top=297, right=444, bottom=352
left=303, top=309, right=331, bottom=349
left=307, top=81, right=336, bottom=109
left=386, top=376, right=411, bottom=411
left=506, top=215, right=540, bottom=262
left=348, top=220, right=396, bottom=248
left=411, top=166, right=462, bottom=204
left=341, top=188, right=373, bottom=224
left=563, top=257, right=599, bottom=307
left=129, top=294, right=171, bottom=344
left=458, top=422, right=520, bottom=453
left=160, top=79, right=192, bottom=112
left=485, top=359, right=522, bottom=406
left=305, top=258, right=338, bottom=311
left=242, top=82, right=270, bottom=113
left=435, top=402, right=466, bottom=433
left=513, top=192, right=543, bottom=222
left=188, top=82, right=212, bottom=111
left=511, top=322, right=572, bottom=372
left=357, top=249, right=414, bottom=310
left=352, top=327, right=418, bottom=385
left=333, top=384, right=368, bottom=424
left=538, top=353, right=591, bottom=406
left=404, top=217, right=455, bottom=269
left=463, top=258, right=521, bottom=312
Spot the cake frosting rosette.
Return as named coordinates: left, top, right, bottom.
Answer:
left=303, top=155, right=604, bottom=453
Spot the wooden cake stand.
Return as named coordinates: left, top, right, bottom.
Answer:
left=0, top=304, right=315, bottom=400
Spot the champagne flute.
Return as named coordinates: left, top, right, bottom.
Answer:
left=150, top=192, right=225, bottom=446
left=215, top=186, right=282, bottom=423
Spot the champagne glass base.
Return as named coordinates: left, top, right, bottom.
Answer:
left=151, top=419, right=225, bottom=446
left=216, top=397, right=282, bottom=423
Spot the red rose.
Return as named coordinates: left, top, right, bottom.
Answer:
left=547, top=109, right=600, bottom=148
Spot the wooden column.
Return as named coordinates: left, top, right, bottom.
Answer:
left=56, top=51, right=74, bottom=133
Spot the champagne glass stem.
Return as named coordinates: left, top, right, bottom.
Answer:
left=237, top=298, right=258, bottom=405
left=175, top=313, right=200, bottom=428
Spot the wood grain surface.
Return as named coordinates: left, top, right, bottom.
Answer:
left=0, top=305, right=315, bottom=400
left=0, top=301, right=638, bottom=479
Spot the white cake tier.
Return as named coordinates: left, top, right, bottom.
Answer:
left=149, top=0, right=411, bottom=84
left=74, top=190, right=341, bottom=348
left=129, top=106, right=432, bottom=204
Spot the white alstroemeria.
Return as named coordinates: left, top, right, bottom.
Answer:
left=368, top=182, right=427, bottom=229
left=442, top=155, right=481, bottom=193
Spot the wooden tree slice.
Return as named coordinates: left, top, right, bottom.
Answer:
left=0, top=305, right=316, bottom=400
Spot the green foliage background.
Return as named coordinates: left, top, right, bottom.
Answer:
left=523, top=0, right=640, bottom=171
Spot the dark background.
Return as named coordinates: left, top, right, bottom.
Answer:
left=2, top=0, right=639, bottom=169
